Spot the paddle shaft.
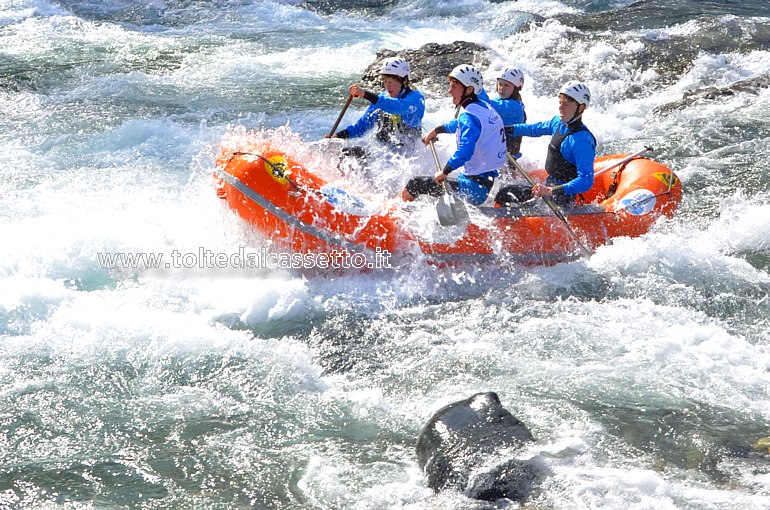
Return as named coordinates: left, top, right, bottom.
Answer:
left=327, top=94, right=354, bottom=138
left=507, top=154, right=593, bottom=257
left=429, top=141, right=468, bottom=226
left=428, top=140, right=443, bottom=172
left=593, top=146, right=654, bottom=177
left=429, top=141, right=453, bottom=196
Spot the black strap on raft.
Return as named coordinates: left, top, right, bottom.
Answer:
left=605, top=161, right=630, bottom=199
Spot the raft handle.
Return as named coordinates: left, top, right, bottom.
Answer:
left=594, top=146, right=654, bottom=178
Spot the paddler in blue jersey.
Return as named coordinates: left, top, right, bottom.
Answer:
left=328, top=57, right=425, bottom=151
left=478, top=67, right=527, bottom=159
left=400, top=64, right=506, bottom=206
left=495, top=80, right=596, bottom=207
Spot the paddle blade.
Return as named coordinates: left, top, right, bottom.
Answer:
left=436, top=193, right=458, bottom=226
left=436, top=190, right=468, bottom=226
left=450, top=194, right=469, bottom=224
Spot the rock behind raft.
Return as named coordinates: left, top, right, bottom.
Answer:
left=360, top=41, right=491, bottom=94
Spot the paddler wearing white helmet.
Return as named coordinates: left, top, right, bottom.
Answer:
left=494, top=79, right=597, bottom=207
left=477, top=66, right=528, bottom=159
left=328, top=56, right=425, bottom=149
left=400, top=64, right=507, bottom=206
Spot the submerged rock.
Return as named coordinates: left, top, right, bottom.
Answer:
left=655, top=73, right=770, bottom=114
left=416, top=392, right=541, bottom=503
left=359, top=41, right=491, bottom=94
left=683, top=74, right=770, bottom=100
left=301, top=0, right=397, bottom=14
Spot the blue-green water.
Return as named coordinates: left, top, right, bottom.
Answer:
left=2, top=1, right=770, bottom=508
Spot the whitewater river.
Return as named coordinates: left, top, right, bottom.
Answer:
left=2, top=0, right=770, bottom=508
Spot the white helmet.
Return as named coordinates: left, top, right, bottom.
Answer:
left=498, top=67, right=524, bottom=88
left=559, top=80, right=591, bottom=106
left=449, top=64, right=483, bottom=92
left=380, top=57, right=410, bottom=78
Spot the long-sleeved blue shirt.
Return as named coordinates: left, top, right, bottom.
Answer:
left=512, top=115, right=596, bottom=196
left=478, top=88, right=526, bottom=158
left=344, top=87, right=425, bottom=139
left=478, top=88, right=526, bottom=126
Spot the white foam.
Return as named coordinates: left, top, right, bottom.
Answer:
left=239, top=276, right=315, bottom=325
left=714, top=196, right=770, bottom=254
left=4, top=2, right=770, bottom=508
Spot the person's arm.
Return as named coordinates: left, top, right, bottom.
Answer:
left=342, top=103, right=379, bottom=139
left=371, top=90, right=425, bottom=120
left=442, top=119, right=459, bottom=134
left=426, top=115, right=480, bottom=181
left=422, top=118, right=458, bottom=145
left=445, top=112, right=481, bottom=172
left=510, top=115, right=560, bottom=138
left=492, top=98, right=526, bottom=126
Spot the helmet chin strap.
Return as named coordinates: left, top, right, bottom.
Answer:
left=461, top=85, right=477, bottom=102
left=566, top=104, right=586, bottom=125
left=455, top=90, right=477, bottom=117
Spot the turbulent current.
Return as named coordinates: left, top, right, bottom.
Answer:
left=2, top=1, right=770, bottom=508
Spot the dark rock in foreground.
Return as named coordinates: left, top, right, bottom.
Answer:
left=416, top=392, right=541, bottom=503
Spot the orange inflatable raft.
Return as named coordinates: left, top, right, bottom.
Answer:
left=214, top=145, right=682, bottom=266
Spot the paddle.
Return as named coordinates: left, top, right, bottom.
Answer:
left=327, top=94, right=354, bottom=138
left=507, top=154, right=593, bottom=257
left=429, top=141, right=468, bottom=227
left=593, top=146, right=654, bottom=177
